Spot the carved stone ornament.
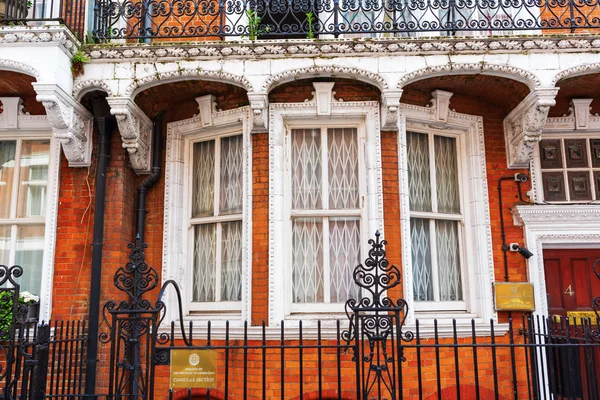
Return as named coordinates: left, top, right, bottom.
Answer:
left=571, top=99, right=593, bottom=130
left=431, top=90, right=453, bottom=122
left=33, top=83, right=93, bottom=167
left=503, top=88, right=559, bottom=169
left=106, top=97, right=153, bottom=174
left=381, top=90, right=402, bottom=131
left=247, top=92, right=268, bottom=134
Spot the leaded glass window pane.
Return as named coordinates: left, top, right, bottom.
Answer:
left=18, top=140, right=50, bottom=218
left=329, top=217, right=360, bottom=303
left=0, top=141, right=16, bottom=219
left=15, top=225, right=44, bottom=295
left=407, top=132, right=432, bottom=212
left=193, top=224, right=216, bottom=302
left=411, top=218, right=433, bottom=301
left=328, top=128, right=359, bottom=210
left=192, top=140, right=215, bottom=218
left=435, top=135, right=460, bottom=214
left=220, top=135, right=243, bottom=215
left=292, top=218, right=323, bottom=303
left=292, top=129, right=322, bottom=210
left=221, top=221, right=242, bottom=301
left=436, top=220, right=462, bottom=301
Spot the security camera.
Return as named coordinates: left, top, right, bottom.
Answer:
left=514, top=173, right=528, bottom=183
left=509, top=243, right=520, bottom=252
left=518, top=247, right=534, bottom=259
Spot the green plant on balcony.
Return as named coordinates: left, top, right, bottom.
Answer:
left=71, top=50, right=90, bottom=78
left=306, top=12, right=315, bottom=39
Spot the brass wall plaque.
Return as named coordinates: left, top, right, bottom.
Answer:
left=170, top=349, right=217, bottom=389
left=494, top=283, right=535, bottom=311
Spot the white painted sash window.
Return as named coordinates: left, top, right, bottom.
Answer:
left=407, top=131, right=465, bottom=308
left=190, top=134, right=243, bottom=310
left=289, top=127, right=362, bottom=308
left=0, top=139, right=49, bottom=294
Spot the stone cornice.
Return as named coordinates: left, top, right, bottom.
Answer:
left=0, top=26, right=79, bottom=55
left=513, top=204, right=600, bottom=226
left=87, top=36, right=600, bottom=61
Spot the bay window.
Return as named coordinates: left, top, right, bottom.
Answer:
left=0, top=139, right=49, bottom=294
left=407, top=131, right=464, bottom=309
left=189, top=134, right=243, bottom=311
left=289, top=127, right=362, bottom=309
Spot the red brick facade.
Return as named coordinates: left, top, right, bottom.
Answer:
left=49, top=77, right=537, bottom=398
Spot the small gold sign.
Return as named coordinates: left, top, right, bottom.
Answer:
left=494, top=283, right=535, bottom=311
left=170, top=349, right=217, bottom=389
left=567, top=311, right=599, bottom=324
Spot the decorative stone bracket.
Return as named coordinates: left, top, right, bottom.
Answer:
left=106, top=97, right=153, bottom=174
left=247, top=92, right=268, bottom=134
left=381, top=90, right=402, bottom=131
left=503, top=88, right=559, bottom=169
left=33, top=83, right=93, bottom=167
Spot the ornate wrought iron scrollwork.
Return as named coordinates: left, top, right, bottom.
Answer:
left=591, top=258, right=600, bottom=342
left=342, top=231, right=413, bottom=399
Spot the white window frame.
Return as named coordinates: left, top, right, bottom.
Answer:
left=187, top=131, right=244, bottom=312
left=406, top=128, right=467, bottom=311
left=0, top=98, right=59, bottom=323
left=398, top=103, right=495, bottom=324
left=163, top=104, right=252, bottom=324
left=269, top=91, right=383, bottom=324
left=285, top=122, right=368, bottom=314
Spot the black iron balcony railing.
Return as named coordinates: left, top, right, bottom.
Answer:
left=91, top=0, right=600, bottom=41
left=0, top=0, right=86, bottom=39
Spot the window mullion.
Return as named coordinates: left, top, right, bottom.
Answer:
left=9, top=224, right=17, bottom=287
left=321, top=127, right=329, bottom=211
left=323, top=216, right=330, bottom=304
left=215, top=222, right=222, bottom=302
left=10, top=140, right=22, bottom=220
left=430, top=219, right=440, bottom=302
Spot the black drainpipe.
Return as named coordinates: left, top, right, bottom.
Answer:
left=135, top=113, right=163, bottom=249
left=131, top=113, right=162, bottom=398
left=85, top=98, right=114, bottom=396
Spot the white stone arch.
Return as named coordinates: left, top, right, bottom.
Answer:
left=552, top=63, right=600, bottom=86
left=398, top=63, right=541, bottom=91
left=73, top=80, right=113, bottom=101
left=262, top=66, right=388, bottom=93
left=0, top=59, right=40, bottom=79
left=125, top=68, right=254, bottom=98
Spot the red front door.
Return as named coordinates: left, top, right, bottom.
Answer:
left=543, top=248, right=600, bottom=400
left=543, top=248, right=600, bottom=321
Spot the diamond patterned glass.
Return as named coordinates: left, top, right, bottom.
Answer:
left=221, top=221, right=242, bottom=301
left=434, top=136, right=460, bottom=214
left=329, top=217, right=360, bottom=303
left=292, top=129, right=322, bottom=210
left=220, top=135, right=243, bottom=215
left=411, top=218, right=433, bottom=301
left=193, top=224, right=216, bottom=302
left=292, top=218, right=324, bottom=303
left=192, top=140, right=215, bottom=218
left=436, top=220, right=462, bottom=301
left=328, top=128, right=359, bottom=209
left=407, top=132, right=432, bottom=212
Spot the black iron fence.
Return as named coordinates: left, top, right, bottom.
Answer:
left=148, top=314, right=600, bottom=400
left=92, top=0, right=600, bottom=40
left=0, top=0, right=86, bottom=39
